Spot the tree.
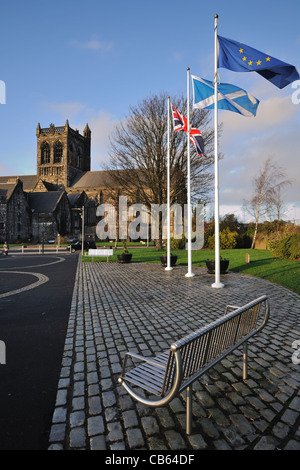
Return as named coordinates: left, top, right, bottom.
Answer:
left=105, top=91, right=219, bottom=249
left=243, top=156, right=292, bottom=249
left=267, top=186, right=290, bottom=231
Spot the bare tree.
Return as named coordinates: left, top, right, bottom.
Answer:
left=104, top=91, right=219, bottom=249
left=243, top=156, right=292, bottom=248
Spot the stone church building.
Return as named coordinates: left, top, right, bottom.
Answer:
left=0, top=121, right=117, bottom=243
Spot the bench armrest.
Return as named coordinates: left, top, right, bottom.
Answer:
left=224, top=305, right=240, bottom=314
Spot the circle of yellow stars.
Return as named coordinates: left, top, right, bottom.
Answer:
left=238, top=48, right=271, bottom=67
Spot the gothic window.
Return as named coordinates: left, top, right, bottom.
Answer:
left=54, top=141, right=63, bottom=163
left=69, top=144, right=74, bottom=165
left=41, top=142, right=50, bottom=164
left=77, top=148, right=82, bottom=168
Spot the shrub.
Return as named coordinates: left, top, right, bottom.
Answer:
left=268, top=226, right=300, bottom=259
left=236, top=233, right=252, bottom=248
left=208, top=227, right=238, bottom=250
left=289, top=234, right=300, bottom=259
left=170, top=235, right=186, bottom=250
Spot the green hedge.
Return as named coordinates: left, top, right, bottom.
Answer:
left=268, top=227, right=300, bottom=260
left=208, top=227, right=238, bottom=250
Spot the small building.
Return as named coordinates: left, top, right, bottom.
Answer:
left=0, top=179, right=31, bottom=243
left=27, top=191, right=72, bottom=243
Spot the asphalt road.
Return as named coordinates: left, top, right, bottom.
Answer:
left=0, top=253, right=78, bottom=450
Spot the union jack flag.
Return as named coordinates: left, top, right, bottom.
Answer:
left=171, top=103, right=205, bottom=157
left=171, top=104, right=186, bottom=132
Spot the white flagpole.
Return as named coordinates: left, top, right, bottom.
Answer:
left=212, top=14, right=224, bottom=288
left=165, top=96, right=173, bottom=271
left=185, top=67, right=195, bottom=278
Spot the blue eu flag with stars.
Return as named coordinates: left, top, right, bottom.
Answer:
left=218, top=35, right=299, bottom=89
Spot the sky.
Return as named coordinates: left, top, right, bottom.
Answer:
left=0, top=0, right=299, bottom=223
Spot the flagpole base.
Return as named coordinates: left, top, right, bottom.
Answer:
left=165, top=267, right=173, bottom=271
left=185, top=272, right=195, bottom=278
left=211, top=282, right=224, bottom=288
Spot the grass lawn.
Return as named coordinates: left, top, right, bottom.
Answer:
left=82, top=247, right=300, bottom=295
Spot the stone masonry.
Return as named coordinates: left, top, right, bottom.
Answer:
left=48, top=259, right=300, bottom=451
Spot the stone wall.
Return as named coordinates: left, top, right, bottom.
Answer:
left=0, top=181, right=31, bottom=243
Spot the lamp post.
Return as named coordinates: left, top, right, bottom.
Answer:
left=72, top=206, right=85, bottom=256
left=81, top=206, right=85, bottom=256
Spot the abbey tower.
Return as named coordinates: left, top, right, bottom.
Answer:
left=36, top=120, right=91, bottom=190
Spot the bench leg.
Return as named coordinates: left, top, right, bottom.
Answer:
left=243, top=341, right=248, bottom=380
left=186, top=386, right=192, bottom=435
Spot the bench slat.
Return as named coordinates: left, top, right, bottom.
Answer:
left=124, top=367, right=166, bottom=395
left=122, top=351, right=170, bottom=396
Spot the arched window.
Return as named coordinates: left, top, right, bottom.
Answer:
left=69, top=143, right=74, bottom=165
left=54, top=141, right=63, bottom=163
left=77, top=148, right=82, bottom=168
left=41, top=142, right=50, bottom=164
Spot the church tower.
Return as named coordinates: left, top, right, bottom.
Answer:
left=36, top=121, right=91, bottom=189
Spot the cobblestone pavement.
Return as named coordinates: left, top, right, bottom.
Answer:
left=48, top=258, right=300, bottom=451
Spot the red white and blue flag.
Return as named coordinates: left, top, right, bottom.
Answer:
left=171, top=104, right=185, bottom=132
left=171, top=103, right=205, bottom=157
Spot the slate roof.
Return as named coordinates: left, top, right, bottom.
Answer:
left=0, top=175, right=37, bottom=191
left=71, top=171, right=115, bottom=188
left=67, top=192, right=84, bottom=207
left=27, top=191, right=65, bottom=213
left=0, top=183, right=17, bottom=202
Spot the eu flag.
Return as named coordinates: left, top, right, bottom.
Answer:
left=218, top=35, right=299, bottom=89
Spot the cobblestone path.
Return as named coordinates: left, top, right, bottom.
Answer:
left=48, top=259, right=300, bottom=450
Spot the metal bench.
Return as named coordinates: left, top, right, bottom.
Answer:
left=87, top=248, right=113, bottom=261
left=118, top=295, right=270, bottom=435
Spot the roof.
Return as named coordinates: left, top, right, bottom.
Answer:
left=67, top=192, right=85, bottom=206
left=71, top=171, right=115, bottom=188
left=0, top=183, right=17, bottom=202
left=27, top=191, right=65, bottom=213
left=0, top=175, right=37, bottom=191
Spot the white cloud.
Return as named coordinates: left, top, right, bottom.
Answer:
left=73, top=110, right=121, bottom=168
left=217, top=92, right=300, bottom=213
left=70, top=36, right=114, bottom=52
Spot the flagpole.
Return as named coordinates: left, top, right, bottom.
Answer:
left=165, top=96, right=173, bottom=271
left=185, top=67, right=195, bottom=278
left=212, top=14, right=224, bottom=288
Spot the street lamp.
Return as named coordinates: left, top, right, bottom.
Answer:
left=72, top=206, right=85, bottom=256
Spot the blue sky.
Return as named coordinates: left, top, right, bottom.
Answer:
left=0, top=0, right=299, bottom=222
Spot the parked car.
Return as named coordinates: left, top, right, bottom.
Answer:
left=67, top=241, right=96, bottom=252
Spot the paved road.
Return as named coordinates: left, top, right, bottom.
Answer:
left=0, top=253, right=78, bottom=450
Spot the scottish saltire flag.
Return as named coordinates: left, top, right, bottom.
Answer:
left=218, top=35, right=299, bottom=89
left=191, top=75, right=259, bottom=117
left=171, top=103, right=205, bottom=156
